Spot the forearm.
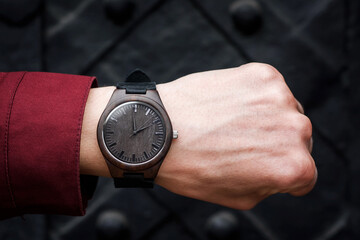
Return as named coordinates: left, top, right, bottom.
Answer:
left=80, top=86, right=115, bottom=177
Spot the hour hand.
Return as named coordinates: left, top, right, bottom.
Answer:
left=129, top=117, right=154, bottom=137
left=132, top=111, right=137, bottom=132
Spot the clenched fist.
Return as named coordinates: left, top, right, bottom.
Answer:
left=156, top=63, right=316, bottom=209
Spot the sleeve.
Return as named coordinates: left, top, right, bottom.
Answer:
left=0, top=71, right=98, bottom=220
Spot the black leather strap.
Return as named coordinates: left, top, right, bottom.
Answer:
left=125, top=69, right=151, bottom=83
left=114, top=173, right=154, bottom=188
left=117, top=69, right=156, bottom=94
left=117, top=82, right=156, bottom=94
left=114, top=69, right=156, bottom=188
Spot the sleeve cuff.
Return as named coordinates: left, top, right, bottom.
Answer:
left=6, top=72, right=98, bottom=217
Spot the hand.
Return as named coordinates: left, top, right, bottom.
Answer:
left=134, top=123, right=154, bottom=134
left=156, top=63, right=316, bottom=210
left=132, top=110, right=137, bottom=132
left=129, top=117, right=154, bottom=137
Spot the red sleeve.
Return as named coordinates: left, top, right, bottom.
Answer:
left=0, top=71, right=98, bottom=220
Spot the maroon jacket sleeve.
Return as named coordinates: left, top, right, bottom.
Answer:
left=0, top=71, right=98, bottom=220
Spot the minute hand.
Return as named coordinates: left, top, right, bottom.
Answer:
left=134, top=123, right=154, bottom=134
left=130, top=117, right=154, bottom=137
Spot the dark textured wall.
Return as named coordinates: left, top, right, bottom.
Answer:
left=0, top=0, right=359, bottom=239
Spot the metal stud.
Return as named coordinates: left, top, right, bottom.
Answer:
left=0, top=0, right=41, bottom=24
left=230, top=0, right=263, bottom=34
left=103, top=0, right=136, bottom=25
left=96, top=210, right=131, bottom=240
left=205, top=211, right=240, bottom=240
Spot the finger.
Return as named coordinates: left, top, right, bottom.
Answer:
left=309, top=137, right=313, bottom=153
left=296, top=100, right=305, bottom=114
left=289, top=167, right=318, bottom=196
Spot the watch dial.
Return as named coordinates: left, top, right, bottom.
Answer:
left=103, top=102, right=166, bottom=164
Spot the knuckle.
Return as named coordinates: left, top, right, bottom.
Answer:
left=275, top=154, right=314, bottom=189
left=303, top=116, right=313, bottom=138
left=241, top=63, right=284, bottom=81
left=270, top=86, right=295, bottom=106
left=258, top=63, right=283, bottom=82
left=293, top=115, right=313, bottom=139
left=295, top=157, right=315, bottom=185
left=275, top=163, right=299, bottom=189
left=239, top=62, right=260, bottom=70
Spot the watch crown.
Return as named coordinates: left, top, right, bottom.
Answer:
left=173, top=130, right=178, bottom=139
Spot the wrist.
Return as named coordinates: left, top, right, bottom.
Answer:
left=155, top=82, right=196, bottom=193
left=80, top=86, right=115, bottom=177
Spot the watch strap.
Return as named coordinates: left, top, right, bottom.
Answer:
left=114, top=173, right=154, bottom=188
left=117, top=82, right=156, bottom=94
left=117, top=69, right=156, bottom=94
left=126, top=69, right=151, bottom=83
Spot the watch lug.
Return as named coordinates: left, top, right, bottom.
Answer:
left=108, top=89, right=164, bottom=108
left=105, top=160, right=124, bottom=177
left=143, top=159, right=163, bottom=179
left=105, top=158, right=164, bottom=179
left=145, top=90, right=164, bottom=106
left=107, top=89, right=127, bottom=107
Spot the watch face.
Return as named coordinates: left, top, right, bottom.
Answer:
left=103, top=101, right=166, bottom=164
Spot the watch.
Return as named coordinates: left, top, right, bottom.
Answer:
left=97, top=70, right=178, bottom=188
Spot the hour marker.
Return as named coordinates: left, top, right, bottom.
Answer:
left=155, top=132, right=163, bottom=135
left=111, top=117, right=118, bottom=122
left=144, top=152, right=148, bottom=159
left=119, top=151, right=124, bottom=157
left=152, top=143, right=160, bottom=149
left=132, top=154, right=135, bottom=161
left=107, top=131, right=114, bottom=134
left=145, top=109, right=150, bottom=116
left=109, top=142, right=117, bottom=147
left=121, top=109, right=126, bottom=115
left=134, top=104, right=138, bottom=113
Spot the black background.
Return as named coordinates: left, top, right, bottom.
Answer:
left=0, top=0, right=359, bottom=239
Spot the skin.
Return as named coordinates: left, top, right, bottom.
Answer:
left=80, top=63, right=317, bottom=210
